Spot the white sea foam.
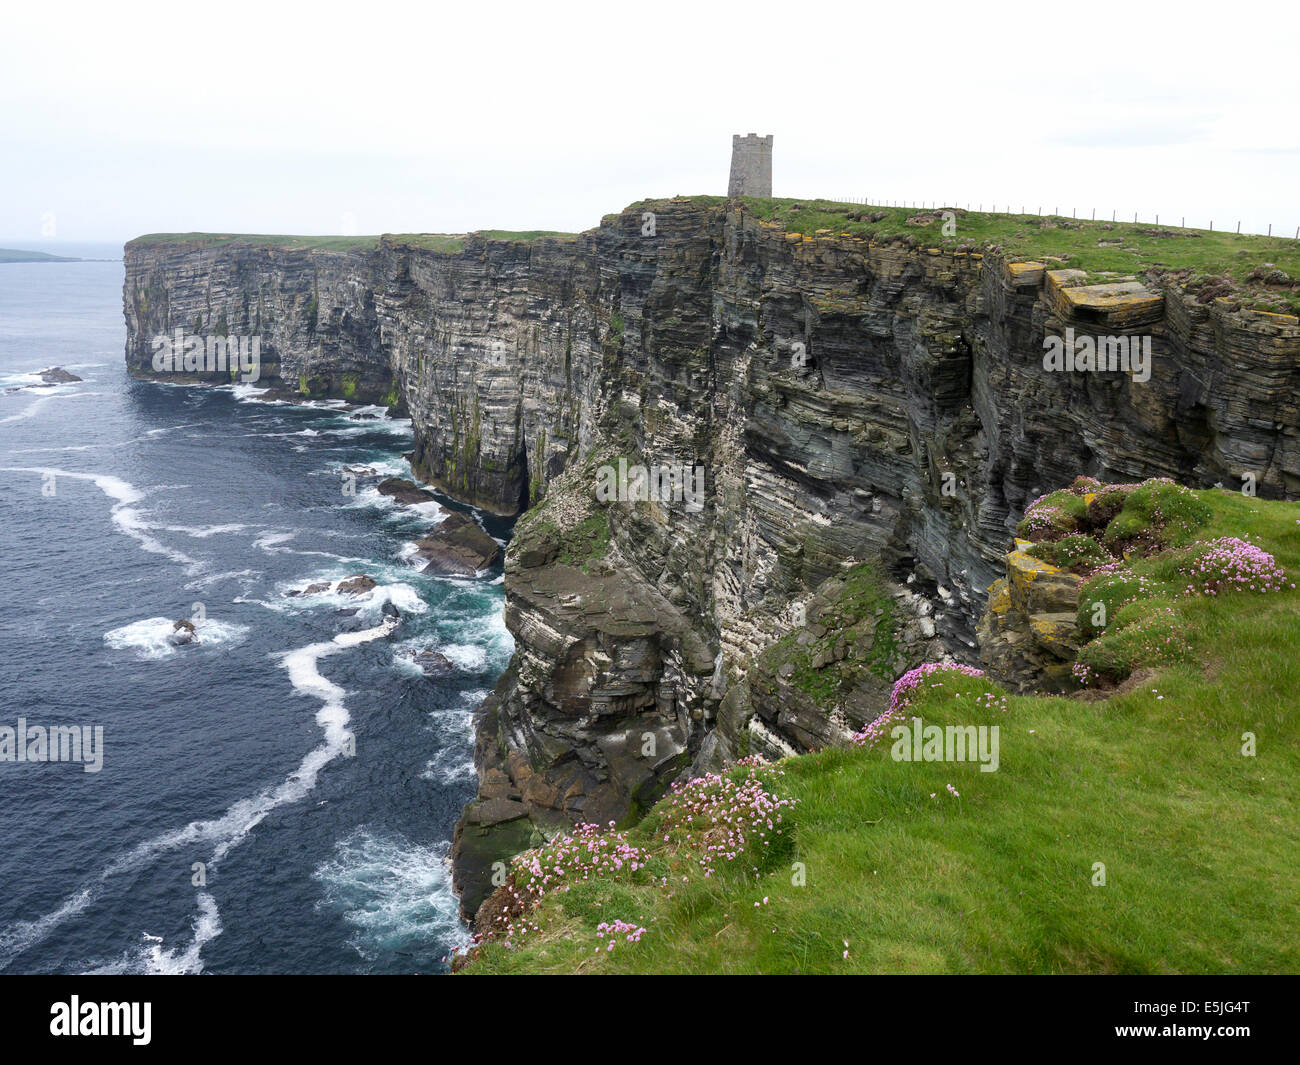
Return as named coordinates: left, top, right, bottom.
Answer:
left=0, top=389, right=95, bottom=426
left=390, top=653, right=426, bottom=679
left=141, top=889, right=222, bottom=972
left=438, top=644, right=488, bottom=672
left=0, top=467, right=200, bottom=570
left=184, top=568, right=262, bottom=592
left=159, top=522, right=251, bottom=538
left=80, top=891, right=222, bottom=975
left=267, top=575, right=429, bottom=621
left=230, top=384, right=274, bottom=403
left=253, top=530, right=368, bottom=564
left=0, top=888, right=97, bottom=969
left=104, top=616, right=250, bottom=660
left=344, top=484, right=441, bottom=523
left=312, top=829, right=469, bottom=962
left=254, top=531, right=298, bottom=551
left=420, top=748, right=476, bottom=785
left=0, top=618, right=398, bottom=969
left=323, top=422, right=412, bottom=439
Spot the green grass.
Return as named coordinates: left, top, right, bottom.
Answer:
left=740, top=198, right=1300, bottom=314
left=462, top=488, right=1300, bottom=974
left=126, top=233, right=385, bottom=251
left=756, top=563, right=899, bottom=707
left=555, top=511, right=610, bottom=570
left=475, top=229, right=577, bottom=244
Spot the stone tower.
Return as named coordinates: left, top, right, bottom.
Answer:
left=728, top=133, right=773, bottom=198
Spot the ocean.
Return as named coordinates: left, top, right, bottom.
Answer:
left=0, top=245, right=510, bottom=974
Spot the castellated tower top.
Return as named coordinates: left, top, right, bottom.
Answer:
left=728, top=133, right=773, bottom=198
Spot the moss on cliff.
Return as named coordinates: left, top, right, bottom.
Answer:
left=755, top=564, right=900, bottom=711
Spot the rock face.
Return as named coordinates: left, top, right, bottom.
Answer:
left=978, top=541, right=1083, bottom=692
left=336, top=574, right=377, bottom=596
left=413, top=512, right=501, bottom=576
left=124, top=200, right=1300, bottom=922
left=406, top=649, right=456, bottom=676
left=377, top=477, right=438, bottom=506
left=40, top=367, right=82, bottom=384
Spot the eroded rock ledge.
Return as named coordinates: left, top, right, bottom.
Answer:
left=123, top=202, right=1300, bottom=922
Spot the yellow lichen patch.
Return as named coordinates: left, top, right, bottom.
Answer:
left=1008, top=549, right=1061, bottom=593
left=1047, top=271, right=1164, bottom=328
left=1246, top=309, right=1300, bottom=326
left=1006, top=261, right=1046, bottom=287
left=988, top=578, right=1012, bottom=616
left=1009, top=550, right=1057, bottom=606
left=1045, top=268, right=1088, bottom=296
left=1028, top=611, right=1080, bottom=656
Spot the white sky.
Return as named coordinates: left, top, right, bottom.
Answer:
left=2, top=0, right=1296, bottom=243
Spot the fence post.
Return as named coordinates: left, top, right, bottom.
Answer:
left=1237, top=221, right=1241, bottom=234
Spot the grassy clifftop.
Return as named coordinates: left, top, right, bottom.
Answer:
left=741, top=198, right=1300, bottom=316
left=459, top=486, right=1300, bottom=974
left=127, top=200, right=1300, bottom=315
left=126, top=230, right=578, bottom=255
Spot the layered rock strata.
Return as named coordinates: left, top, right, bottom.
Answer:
left=124, top=203, right=1300, bottom=920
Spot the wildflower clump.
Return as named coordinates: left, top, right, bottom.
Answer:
left=1072, top=604, right=1193, bottom=686
left=653, top=760, right=797, bottom=879
left=462, top=759, right=798, bottom=959
left=1017, top=489, right=1088, bottom=541
left=1174, top=536, right=1289, bottom=596
left=1077, top=567, right=1163, bottom=637
left=1026, top=532, right=1112, bottom=575
left=1019, top=476, right=1211, bottom=564
left=469, top=822, right=652, bottom=950
left=595, top=920, right=646, bottom=952
left=854, top=663, right=1005, bottom=748
left=1101, top=478, right=1212, bottom=555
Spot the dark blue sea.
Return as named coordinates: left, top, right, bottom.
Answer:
left=0, top=245, right=511, bottom=974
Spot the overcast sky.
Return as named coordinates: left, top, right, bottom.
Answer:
left=3, top=0, right=1296, bottom=244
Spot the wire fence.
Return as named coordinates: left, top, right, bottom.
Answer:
left=828, top=198, right=1298, bottom=240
